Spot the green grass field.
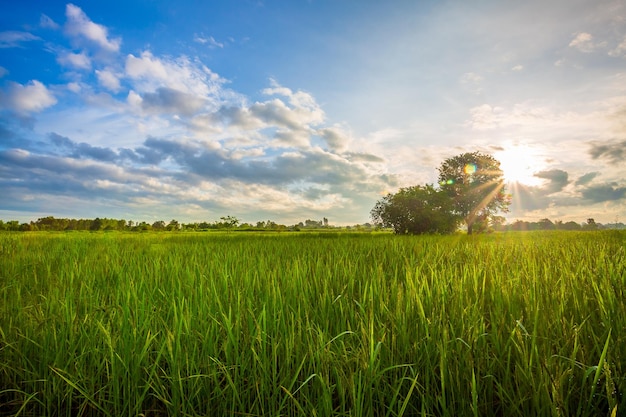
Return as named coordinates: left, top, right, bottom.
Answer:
left=1, top=231, right=624, bottom=416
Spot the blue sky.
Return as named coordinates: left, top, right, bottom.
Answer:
left=1, top=0, right=625, bottom=225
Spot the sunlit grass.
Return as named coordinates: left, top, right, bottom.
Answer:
left=1, top=231, right=624, bottom=416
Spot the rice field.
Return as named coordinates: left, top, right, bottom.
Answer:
left=1, top=230, right=625, bottom=416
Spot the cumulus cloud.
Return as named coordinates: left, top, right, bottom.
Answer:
left=95, top=68, right=121, bottom=92
left=507, top=171, right=624, bottom=216
left=114, top=135, right=388, bottom=194
left=57, top=50, right=91, bottom=69
left=317, top=126, right=350, bottom=152
left=209, top=106, right=264, bottom=131
left=0, top=31, right=41, bottom=48
left=568, top=32, right=604, bottom=53
left=0, top=80, right=57, bottom=114
left=262, top=80, right=325, bottom=123
left=49, top=132, right=118, bottom=161
left=67, top=82, right=81, bottom=93
left=64, top=4, right=121, bottom=53
left=575, top=172, right=599, bottom=186
left=581, top=183, right=626, bottom=203
left=249, top=99, right=309, bottom=131
left=534, top=169, right=570, bottom=194
left=589, top=139, right=626, bottom=164
left=140, top=87, right=207, bottom=116
left=125, top=51, right=224, bottom=97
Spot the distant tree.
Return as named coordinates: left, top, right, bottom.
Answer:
left=438, top=152, right=510, bottom=234
left=583, top=218, right=599, bottom=231
left=6, top=220, right=20, bottom=231
left=219, top=216, right=239, bottom=228
left=562, top=221, right=582, bottom=231
left=152, top=220, right=166, bottom=230
left=538, top=218, right=555, bottom=230
left=136, top=221, right=151, bottom=231
left=183, top=222, right=198, bottom=231
left=166, top=219, right=180, bottom=231
left=19, top=222, right=34, bottom=231
left=371, top=184, right=461, bottom=234
left=90, top=218, right=103, bottom=231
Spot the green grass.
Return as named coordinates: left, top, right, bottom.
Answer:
left=1, top=231, right=625, bottom=416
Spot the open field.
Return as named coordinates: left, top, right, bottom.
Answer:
left=1, top=231, right=625, bottom=416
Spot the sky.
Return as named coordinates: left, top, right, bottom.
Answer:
left=1, top=0, right=625, bottom=226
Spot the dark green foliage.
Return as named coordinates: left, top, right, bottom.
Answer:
left=371, top=184, right=460, bottom=234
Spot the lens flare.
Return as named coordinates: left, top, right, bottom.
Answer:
left=464, top=163, right=477, bottom=175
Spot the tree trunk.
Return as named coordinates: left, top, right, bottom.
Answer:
left=467, top=221, right=474, bottom=235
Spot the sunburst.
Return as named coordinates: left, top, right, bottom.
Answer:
left=494, top=145, right=545, bottom=186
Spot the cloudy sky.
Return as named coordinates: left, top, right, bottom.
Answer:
left=1, top=0, right=625, bottom=225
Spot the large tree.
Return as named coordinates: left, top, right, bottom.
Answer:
left=438, top=151, right=510, bottom=234
left=370, top=184, right=461, bottom=234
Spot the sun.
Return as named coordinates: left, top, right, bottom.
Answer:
left=494, top=145, right=544, bottom=186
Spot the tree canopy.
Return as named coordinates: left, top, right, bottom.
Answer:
left=438, top=152, right=510, bottom=234
left=371, top=184, right=461, bottom=235
left=371, top=152, right=511, bottom=235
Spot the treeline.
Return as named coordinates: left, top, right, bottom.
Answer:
left=0, top=215, right=622, bottom=232
left=494, top=218, right=625, bottom=232
left=0, top=216, right=347, bottom=232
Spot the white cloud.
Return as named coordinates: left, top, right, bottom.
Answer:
left=261, top=80, right=325, bottom=126
left=511, top=64, right=524, bottom=71
left=40, top=14, right=60, bottom=30
left=0, top=66, right=7, bottom=78
left=609, top=35, right=626, bottom=57
left=194, top=34, right=224, bottom=48
left=64, top=4, right=121, bottom=53
left=317, top=126, right=351, bottom=152
left=57, top=51, right=91, bottom=69
left=0, top=80, right=57, bottom=113
left=125, top=51, right=225, bottom=100
left=126, top=90, right=143, bottom=109
left=0, top=31, right=41, bottom=48
left=95, top=68, right=121, bottom=92
left=569, top=32, right=597, bottom=53
left=67, top=82, right=81, bottom=93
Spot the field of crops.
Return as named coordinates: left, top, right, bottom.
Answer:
left=1, top=231, right=625, bottom=416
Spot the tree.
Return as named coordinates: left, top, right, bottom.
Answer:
left=219, top=216, right=240, bottom=229
left=371, top=184, right=461, bottom=234
left=538, top=218, right=555, bottom=230
left=583, top=218, right=598, bottom=231
left=152, top=220, right=166, bottom=230
left=438, top=152, right=510, bottom=234
left=166, top=219, right=180, bottom=231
